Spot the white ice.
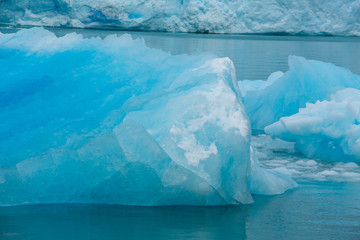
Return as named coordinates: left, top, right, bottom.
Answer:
left=252, top=134, right=360, bottom=182
left=241, top=56, right=360, bottom=130
left=0, top=0, right=359, bottom=36
left=265, top=88, right=360, bottom=163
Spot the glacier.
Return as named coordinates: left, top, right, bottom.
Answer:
left=265, top=88, right=360, bottom=163
left=0, top=0, right=359, bottom=36
left=0, top=28, right=296, bottom=206
left=240, top=56, right=360, bottom=130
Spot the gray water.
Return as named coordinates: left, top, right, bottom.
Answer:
left=132, top=33, right=360, bottom=81
left=1, top=27, right=360, bottom=81
left=1, top=182, right=359, bottom=240
left=1, top=27, right=360, bottom=240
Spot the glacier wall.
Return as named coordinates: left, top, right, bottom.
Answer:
left=0, top=28, right=295, bottom=206
left=265, top=88, right=360, bottom=162
left=0, top=0, right=359, bottom=36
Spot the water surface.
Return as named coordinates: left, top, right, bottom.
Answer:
left=1, top=28, right=359, bottom=240
left=1, top=181, right=359, bottom=240
left=1, top=27, right=360, bottom=80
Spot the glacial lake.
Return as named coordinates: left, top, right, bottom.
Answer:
left=1, top=27, right=360, bottom=240
left=1, top=27, right=360, bottom=81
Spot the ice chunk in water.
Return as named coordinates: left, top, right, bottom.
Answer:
left=0, top=28, right=295, bottom=206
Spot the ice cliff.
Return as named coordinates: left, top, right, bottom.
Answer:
left=0, top=28, right=295, bottom=206
left=0, top=0, right=359, bottom=36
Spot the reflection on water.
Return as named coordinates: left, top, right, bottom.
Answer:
left=0, top=182, right=359, bottom=240
left=0, top=204, right=248, bottom=240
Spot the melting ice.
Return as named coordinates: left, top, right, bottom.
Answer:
left=240, top=56, right=360, bottom=163
left=240, top=56, right=360, bottom=130
left=265, top=88, right=360, bottom=162
left=0, top=28, right=296, bottom=206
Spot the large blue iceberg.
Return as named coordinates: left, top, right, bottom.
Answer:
left=0, top=0, right=359, bottom=36
left=0, top=28, right=295, bottom=206
left=240, top=56, right=360, bottom=130
left=265, top=88, right=360, bottom=163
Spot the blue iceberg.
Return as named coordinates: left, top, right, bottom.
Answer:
left=241, top=56, right=360, bottom=130
left=0, top=0, right=359, bottom=36
left=0, top=28, right=295, bottom=206
left=265, top=88, right=360, bottom=162
left=239, top=71, right=284, bottom=98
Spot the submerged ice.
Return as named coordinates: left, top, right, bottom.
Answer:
left=0, top=28, right=295, bottom=206
left=0, top=0, right=359, bottom=36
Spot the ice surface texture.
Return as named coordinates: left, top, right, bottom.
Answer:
left=0, top=0, right=359, bottom=36
left=265, top=88, right=360, bottom=162
left=252, top=134, right=360, bottom=182
left=241, top=56, right=360, bottom=162
left=0, top=28, right=295, bottom=206
left=241, top=56, right=360, bottom=130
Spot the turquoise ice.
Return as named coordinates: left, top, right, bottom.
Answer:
left=265, top=88, right=360, bottom=162
left=0, top=28, right=295, bottom=206
left=240, top=56, right=360, bottom=162
left=240, top=56, right=360, bottom=130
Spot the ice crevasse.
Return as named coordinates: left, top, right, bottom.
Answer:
left=0, top=28, right=296, bottom=206
left=0, top=0, right=359, bottom=36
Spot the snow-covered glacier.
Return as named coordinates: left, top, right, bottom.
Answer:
left=0, top=0, right=359, bottom=36
left=240, top=56, right=360, bottom=130
left=0, top=28, right=296, bottom=206
left=265, top=88, right=360, bottom=163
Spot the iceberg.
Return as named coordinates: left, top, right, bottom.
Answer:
left=239, top=71, right=284, bottom=98
left=0, top=28, right=295, bottom=206
left=248, top=146, right=296, bottom=194
left=241, top=56, right=360, bottom=130
left=265, top=88, right=360, bottom=163
left=0, top=0, right=359, bottom=36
